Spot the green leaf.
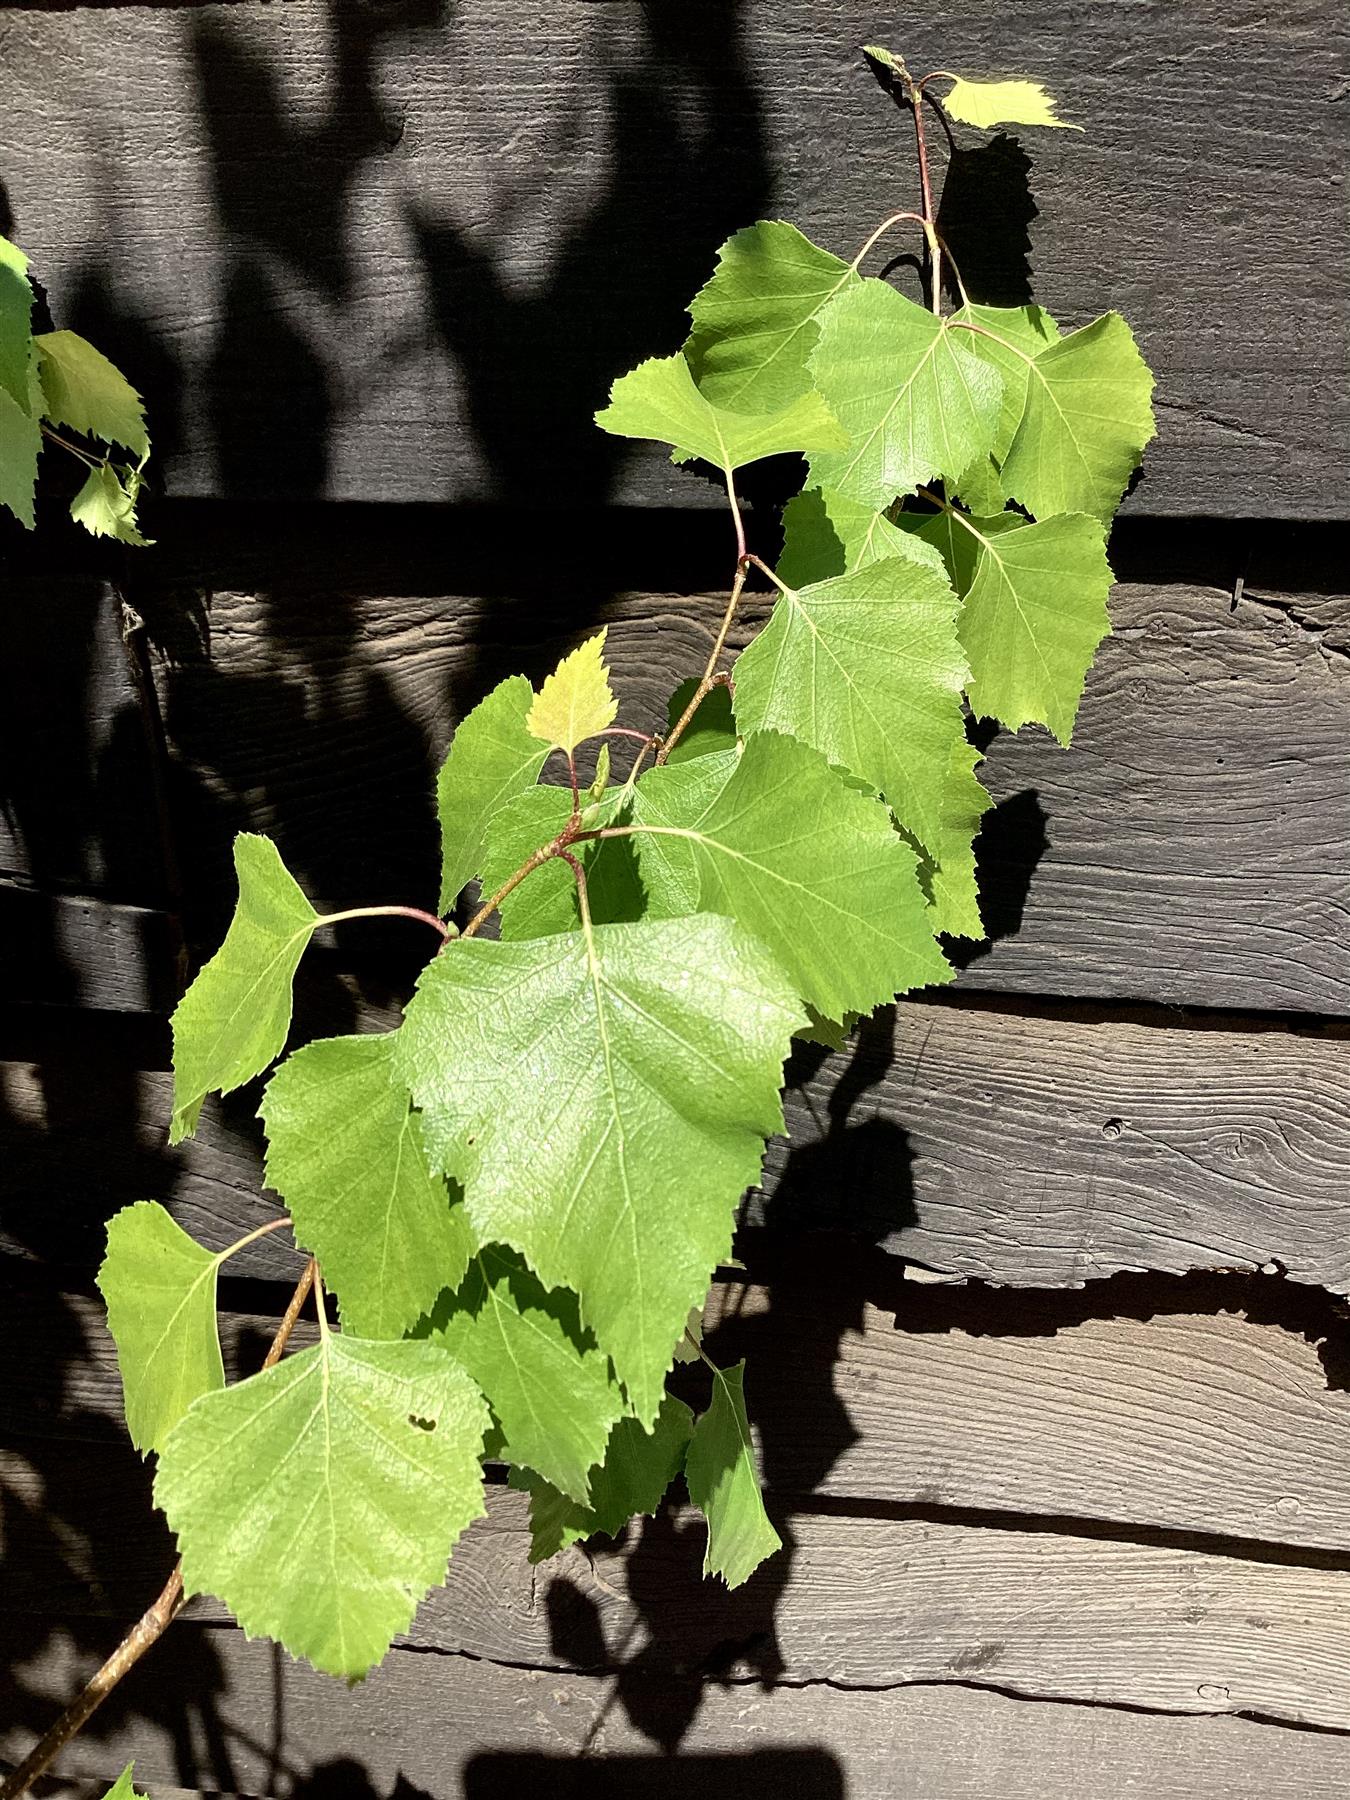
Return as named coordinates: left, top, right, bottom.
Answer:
left=512, top=1390, right=695, bottom=1562
left=947, top=303, right=1060, bottom=510
left=665, top=679, right=738, bottom=764
left=156, top=1331, right=490, bottom=1679
left=952, top=510, right=1114, bottom=742
left=527, top=629, right=618, bottom=755
left=101, top=1766, right=147, bottom=1800
left=425, top=1246, right=624, bottom=1503
left=69, top=461, right=152, bottom=547
left=35, top=330, right=149, bottom=459
left=0, top=235, right=34, bottom=413
left=0, top=379, right=40, bottom=529
left=917, top=739, right=992, bottom=941
left=893, top=502, right=1027, bottom=597
left=35, top=329, right=149, bottom=462
left=686, top=221, right=860, bottom=412
left=777, top=486, right=949, bottom=587
left=685, top=1360, right=781, bottom=1589
left=631, top=731, right=952, bottom=1017
left=97, top=1202, right=225, bottom=1455
left=806, top=279, right=1003, bottom=508
left=170, top=834, right=319, bottom=1144
left=437, top=675, right=549, bottom=913
left=261, top=1033, right=473, bottom=1340
left=995, top=313, right=1156, bottom=524
left=732, top=556, right=969, bottom=858
left=938, top=75, right=1082, bottom=132
left=595, top=352, right=846, bottom=475
left=394, top=915, right=804, bottom=1422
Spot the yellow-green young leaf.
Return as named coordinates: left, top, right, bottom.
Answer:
left=953, top=510, right=1114, bottom=742
left=511, top=1390, right=695, bottom=1562
left=807, top=278, right=1003, bottom=508
left=0, top=378, right=40, bottom=528
left=685, top=1360, right=781, bottom=1589
left=527, top=629, right=618, bottom=755
left=101, top=1766, right=147, bottom=1800
left=595, top=351, right=846, bottom=475
left=424, top=1246, right=624, bottom=1504
left=35, top=329, right=149, bottom=459
left=70, top=462, right=152, bottom=547
left=97, top=1202, right=226, bottom=1454
left=732, top=554, right=968, bottom=858
left=938, top=75, right=1082, bottom=131
left=170, top=834, right=319, bottom=1144
left=155, top=1332, right=490, bottom=1679
left=686, top=221, right=860, bottom=413
left=996, top=313, right=1156, bottom=524
left=394, top=915, right=804, bottom=1423
left=0, top=234, right=34, bottom=412
left=777, top=486, right=949, bottom=587
left=260, top=1033, right=473, bottom=1339
left=437, top=675, right=549, bottom=912
left=630, top=732, right=953, bottom=1017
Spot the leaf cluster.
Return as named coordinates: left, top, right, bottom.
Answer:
left=0, top=233, right=151, bottom=541
left=97, top=54, right=1154, bottom=1688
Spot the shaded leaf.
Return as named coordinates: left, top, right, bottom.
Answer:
left=170, top=834, right=318, bottom=1143
left=777, top=485, right=949, bottom=587
left=947, top=303, right=1060, bottom=510
left=437, top=675, right=548, bottom=913
left=261, top=1033, right=473, bottom=1339
left=394, top=915, right=803, bottom=1422
left=0, top=377, right=40, bottom=529
left=0, top=234, right=34, bottom=412
left=426, top=1246, right=624, bottom=1503
left=98, top=1202, right=225, bottom=1454
left=665, top=678, right=738, bottom=764
left=156, top=1332, right=490, bottom=1679
left=511, top=1391, right=695, bottom=1562
left=101, top=1767, right=147, bottom=1800
left=685, top=1360, right=781, bottom=1589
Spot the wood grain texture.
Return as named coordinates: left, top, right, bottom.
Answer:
left=8, top=1284, right=1350, bottom=1568
left=13, top=1467, right=1350, bottom=1730
left=6, top=996, right=1350, bottom=1293
left=12, top=1641, right=1350, bottom=1800
left=147, top=580, right=1348, bottom=1015
left=0, top=3, right=1343, bottom=517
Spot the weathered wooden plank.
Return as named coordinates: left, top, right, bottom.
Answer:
left=10, top=1597, right=1350, bottom=1800
left=12, top=1456, right=1350, bottom=1734
left=132, top=579, right=1347, bottom=1015
left=0, top=887, right=179, bottom=1014
left=0, top=3, right=1342, bottom=518
left=7, top=993, right=1348, bottom=1293
left=9, top=1282, right=1350, bottom=1564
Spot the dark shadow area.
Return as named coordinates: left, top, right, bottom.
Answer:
left=936, top=134, right=1037, bottom=307
left=944, top=783, right=1049, bottom=974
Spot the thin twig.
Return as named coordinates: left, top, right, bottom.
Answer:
left=0, top=1259, right=317, bottom=1800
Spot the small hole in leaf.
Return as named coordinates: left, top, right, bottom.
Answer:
left=408, top=1414, right=436, bottom=1432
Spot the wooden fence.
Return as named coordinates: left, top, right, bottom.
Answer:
left=2, top=3, right=1348, bottom=1795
